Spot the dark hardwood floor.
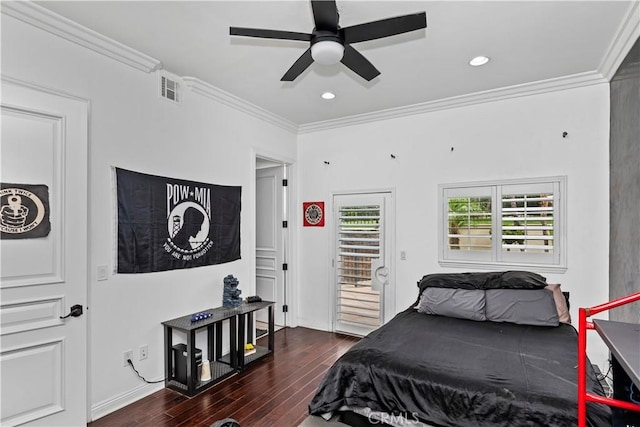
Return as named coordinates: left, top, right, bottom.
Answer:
left=89, top=327, right=359, bottom=427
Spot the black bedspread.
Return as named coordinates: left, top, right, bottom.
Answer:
left=309, top=308, right=611, bottom=427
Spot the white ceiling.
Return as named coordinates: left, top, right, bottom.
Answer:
left=33, top=1, right=636, bottom=126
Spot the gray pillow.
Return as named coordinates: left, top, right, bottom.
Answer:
left=416, top=288, right=486, bottom=321
left=485, top=289, right=559, bottom=326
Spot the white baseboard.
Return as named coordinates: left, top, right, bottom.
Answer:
left=297, top=319, right=330, bottom=332
left=90, top=381, right=164, bottom=422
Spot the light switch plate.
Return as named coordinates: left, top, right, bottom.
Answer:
left=97, top=265, right=108, bottom=281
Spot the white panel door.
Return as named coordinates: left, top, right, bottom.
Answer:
left=0, top=79, right=88, bottom=426
left=256, top=166, right=285, bottom=326
left=333, top=192, right=393, bottom=336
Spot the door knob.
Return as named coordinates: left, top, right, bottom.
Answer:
left=60, top=304, right=83, bottom=319
left=371, top=262, right=389, bottom=292
left=376, top=268, right=389, bottom=278
left=375, top=267, right=389, bottom=287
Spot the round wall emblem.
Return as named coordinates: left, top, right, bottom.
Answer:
left=303, top=201, right=325, bottom=227
left=0, top=187, right=49, bottom=237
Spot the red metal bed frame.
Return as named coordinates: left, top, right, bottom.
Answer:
left=577, top=291, right=640, bottom=427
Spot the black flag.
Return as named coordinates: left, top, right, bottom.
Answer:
left=116, top=168, right=241, bottom=273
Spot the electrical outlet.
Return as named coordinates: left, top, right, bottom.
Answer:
left=139, top=345, right=148, bottom=361
left=123, top=350, right=133, bottom=367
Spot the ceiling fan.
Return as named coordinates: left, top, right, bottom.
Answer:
left=230, top=0, right=426, bottom=82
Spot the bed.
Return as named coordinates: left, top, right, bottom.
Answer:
left=308, top=271, right=612, bottom=427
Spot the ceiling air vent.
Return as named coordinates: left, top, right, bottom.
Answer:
left=160, top=75, right=179, bottom=102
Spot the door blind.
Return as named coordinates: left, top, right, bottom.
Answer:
left=336, top=205, right=381, bottom=328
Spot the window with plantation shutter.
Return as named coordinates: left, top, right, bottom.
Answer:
left=439, top=177, right=566, bottom=271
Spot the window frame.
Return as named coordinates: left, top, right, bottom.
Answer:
left=438, top=176, right=567, bottom=273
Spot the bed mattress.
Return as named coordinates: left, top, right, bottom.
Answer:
left=309, top=308, right=611, bottom=427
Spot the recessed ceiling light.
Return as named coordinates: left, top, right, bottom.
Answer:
left=321, top=92, right=336, bottom=100
left=469, top=56, right=490, bottom=67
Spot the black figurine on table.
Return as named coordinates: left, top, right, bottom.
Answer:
left=222, top=274, right=242, bottom=308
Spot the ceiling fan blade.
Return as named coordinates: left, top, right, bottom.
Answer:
left=311, top=0, right=339, bottom=31
left=230, top=27, right=312, bottom=42
left=281, top=48, right=314, bottom=81
left=340, top=45, right=380, bottom=81
left=342, top=12, right=426, bottom=44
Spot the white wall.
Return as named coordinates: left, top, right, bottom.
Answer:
left=297, top=84, right=611, bottom=367
left=1, top=14, right=297, bottom=419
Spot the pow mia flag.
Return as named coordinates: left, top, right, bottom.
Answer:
left=115, top=168, right=241, bottom=273
left=0, top=183, right=51, bottom=239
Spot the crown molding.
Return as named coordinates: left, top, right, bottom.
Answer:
left=2, top=1, right=162, bottom=73
left=599, top=1, right=640, bottom=81
left=298, top=71, right=608, bottom=134
left=182, top=77, right=298, bottom=134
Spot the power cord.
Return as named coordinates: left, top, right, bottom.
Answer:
left=592, top=359, right=613, bottom=398
left=596, top=359, right=612, bottom=383
left=127, top=359, right=165, bottom=384
left=630, top=381, right=640, bottom=405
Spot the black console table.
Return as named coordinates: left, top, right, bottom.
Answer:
left=162, top=301, right=275, bottom=396
left=220, top=301, right=275, bottom=370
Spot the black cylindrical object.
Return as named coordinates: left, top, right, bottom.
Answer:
left=172, top=343, right=202, bottom=384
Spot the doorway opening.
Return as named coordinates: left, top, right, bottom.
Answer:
left=255, top=157, right=291, bottom=330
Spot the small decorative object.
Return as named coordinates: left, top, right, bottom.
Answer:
left=244, top=343, right=256, bottom=356
left=222, top=274, right=242, bottom=308
left=200, top=359, right=211, bottom=382
left=190, top=311, right=212, bottom=322
left=303, top=201, right=324, bottom=227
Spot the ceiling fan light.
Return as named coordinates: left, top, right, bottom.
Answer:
left=311, top=41, right=344, bottom=65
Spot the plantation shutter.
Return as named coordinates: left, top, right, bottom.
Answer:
left=498, top=182, right=560, bottom=265
left=442, top=186, right=494, bottom=262
left=336, top=205, right=382, bottom=329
